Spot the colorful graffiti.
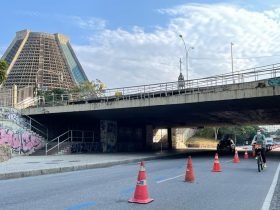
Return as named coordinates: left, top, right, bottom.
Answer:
left=0, top=127, right=44, bottom=154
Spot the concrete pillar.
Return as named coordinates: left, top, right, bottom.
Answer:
left=168, top=127, right=172, bottom=150
left=100, top=120, right=118, bottom=152
left=145, top=125, right=153, bottom=151
left=12, top=84, right=17, bottom=108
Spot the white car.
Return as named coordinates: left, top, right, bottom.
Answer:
left=265, top=138, right=274, bottom=148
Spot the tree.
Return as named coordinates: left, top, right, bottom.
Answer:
left=213, top=127, right=220, bottom=140
left=71, top=79, right=106, bottom=98
left=194, top=125, right=259, bottom=145
left=275, top=129, right=280, bottom=136
left=0, top=60, right=8, bottom=85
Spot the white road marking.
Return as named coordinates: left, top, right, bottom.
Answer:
left=156, top=174, right=185, bottom=184
left=261, top=162, right=280, bottom=210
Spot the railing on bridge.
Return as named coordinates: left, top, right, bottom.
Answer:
left=33, top=63, right=280, bottom=107
left=103, top=63, right=280, bottom=97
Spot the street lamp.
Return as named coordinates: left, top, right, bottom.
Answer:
left=231, top=42, right=234, bottom=75
left=230, top=42, right=234, bottom=83
left=179, top=34, right=194, bottom=82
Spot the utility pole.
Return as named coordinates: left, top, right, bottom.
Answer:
left=180, top=58, right=182, bottom=74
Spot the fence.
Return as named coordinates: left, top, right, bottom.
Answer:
left=0, top=86, right=34, bottom=108
left=32, top=63, right=280, bottom=107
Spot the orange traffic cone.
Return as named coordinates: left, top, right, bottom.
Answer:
left=212, top=153, right=221, bottom=172
left=128, top=161, right=154, bottom=204
left=185, top=156, right=195, bottom=182
left=244, top=149, right=248, bottom=159
left=233, top=150, right=240, bottom=163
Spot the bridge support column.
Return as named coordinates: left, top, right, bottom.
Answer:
left=100, top=120, right=118, bottom=152
left=168, top=127, right=172, bottom=150
left=145, top=125, right=153, bottom=151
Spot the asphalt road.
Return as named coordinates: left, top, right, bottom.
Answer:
left=0, top=151, right=279, bottom=210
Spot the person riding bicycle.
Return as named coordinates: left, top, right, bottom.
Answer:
left=251, top=129, right=267, bottom=168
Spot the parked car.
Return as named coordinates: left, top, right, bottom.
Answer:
left=217, top=137, right=236, bottom=154
left=265, top=138, right=274, bottom=150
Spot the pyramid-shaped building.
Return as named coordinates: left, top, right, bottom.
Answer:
left=1, top=29, right=88, bottom=90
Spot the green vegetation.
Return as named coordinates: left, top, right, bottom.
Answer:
left=194, top=125, right=259, bottom=145
left=0, top=60, right=8, bottom=85
left=36, top=79, right=106, bottom=104
left=71, top=80, right=106, bottom=98
left=269, top=129, right=280, bottom=136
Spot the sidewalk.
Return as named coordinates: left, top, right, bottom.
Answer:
left=0, top=149, right=200, bottom=180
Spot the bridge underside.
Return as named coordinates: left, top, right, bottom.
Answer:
left=34, top=95, right=280, bottom=128
left=27, top=95, right=280, bottom=153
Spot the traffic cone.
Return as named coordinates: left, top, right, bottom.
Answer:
left=233, top=150, right=240, bottom=163
left=212, top=153, right=221, bottom=172
left=185, top=156, right=195, bottom=182
left=244, top=149, right=248, bottom=159
left=128, top=161, right=154, bottom=204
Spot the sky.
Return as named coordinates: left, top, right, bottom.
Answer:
left=1, top=0, right=280, bottom=88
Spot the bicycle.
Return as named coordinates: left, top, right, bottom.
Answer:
left=254, top=144, right=264, bottom=172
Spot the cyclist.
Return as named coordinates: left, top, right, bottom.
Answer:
left=251, top=129, right=267, bottom=167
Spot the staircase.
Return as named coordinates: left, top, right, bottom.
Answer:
left=0, top=106, right=47, bottom=155
left=42, top=130, right=94, bottom=155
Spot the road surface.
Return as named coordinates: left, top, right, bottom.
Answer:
left=0, top=151, right=279, bottom=210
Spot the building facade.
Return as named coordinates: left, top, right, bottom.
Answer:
left=1, top=29, right=88, bottom=90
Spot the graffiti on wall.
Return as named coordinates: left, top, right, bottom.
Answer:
left=0, top=127, right=44, bottom=154
left=100, top=120, right=117, bottom=152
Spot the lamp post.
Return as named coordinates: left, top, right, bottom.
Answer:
left=179, top=34, right=194, bottom=82
left=231, top=42, right=234, bottom=83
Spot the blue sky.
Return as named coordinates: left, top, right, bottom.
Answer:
left=1, top=0, right=280, bottom=87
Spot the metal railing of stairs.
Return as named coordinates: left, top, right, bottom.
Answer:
left=45, top=130, right=94, bottom=155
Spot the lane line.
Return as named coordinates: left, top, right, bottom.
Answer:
left=261, top=162, right=280, bottom=210
left=156, top=174, right=184, bottom=184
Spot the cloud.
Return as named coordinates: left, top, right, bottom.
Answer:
left=16, top=4, right=280, bottom=88
left=70, top=16, right=107, bottom=31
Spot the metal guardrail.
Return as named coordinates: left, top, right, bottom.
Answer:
left=33, top=63, right=280, bottom=107
left=45, top=130, right=94, bottom=155
left=102, top=63, right=280, bottom=97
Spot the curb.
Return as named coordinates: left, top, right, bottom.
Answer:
left=0, top=152, right=187, bottom=180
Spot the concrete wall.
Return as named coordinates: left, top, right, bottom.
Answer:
left=0, top=127, right=45, bottom=154
left=0, top=145, right=11, bottom=162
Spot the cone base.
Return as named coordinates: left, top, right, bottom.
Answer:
left=212, top=170, right=222, bottom=172
left=185, top=179, right=195, bottom=182
left=128, top=198, right=154, bottom=204
left=233, top=160, right=240, bottom=163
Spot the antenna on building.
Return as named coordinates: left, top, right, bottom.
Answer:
left=180, top=58, right=182, bottom=74
left=178, top=58, right=185, bottom=89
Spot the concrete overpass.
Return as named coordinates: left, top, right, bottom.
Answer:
left=22, top=63, right=280, bottom=152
